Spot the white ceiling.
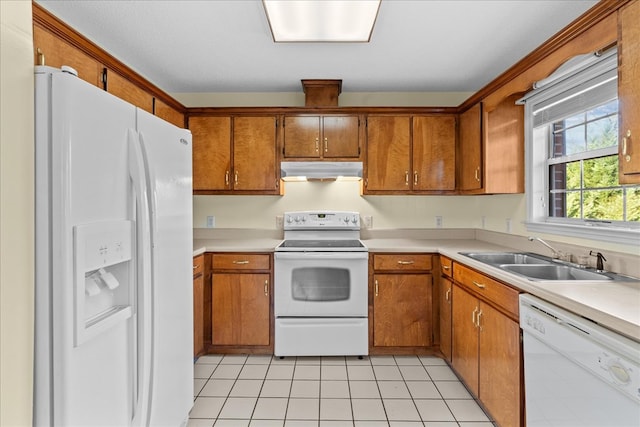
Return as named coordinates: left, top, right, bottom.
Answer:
left=35, top=0, right=599, bottom=95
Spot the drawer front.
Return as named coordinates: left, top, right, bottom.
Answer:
left=453, top=262, right=519, bottom=318
left=212, top=253, right=271, bottom=271
left=193, top=254, right=204, bottom=277
left=440, top=256, right=453, bottom=278
left=374, top=254, right=432, bottom=271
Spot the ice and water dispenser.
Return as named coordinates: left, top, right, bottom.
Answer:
left=73, top=220, right=134, bottom=346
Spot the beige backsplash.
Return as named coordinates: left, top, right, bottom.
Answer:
left=193, top=227, right=640, bottom=278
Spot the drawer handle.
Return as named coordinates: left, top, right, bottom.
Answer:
left=375, top=279, right=379, bottom=297
left=472, top=280, right=486, bottom=289
left=264, top=279, right=269, bottom=296
left=397, top=260, right=415, bottom=265
left=442, top=265, right=450, bottom=270
left=193, top=265, right=200, bottom=270
left=233, top=260, right=250, bottom=265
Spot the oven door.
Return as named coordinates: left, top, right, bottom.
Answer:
left=274, top=251, right=368, bottom=317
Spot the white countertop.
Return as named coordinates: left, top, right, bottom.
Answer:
left=193, top=236, right=640, bottom=342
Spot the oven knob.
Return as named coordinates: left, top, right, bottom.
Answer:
left=301, top=217, right=307, bottom=223
left=343, top=216, right=350, bottom=223
left=286, top=216, right=293, bottom=224
left=295, top=216, right=301, bottom=223
left=351, top=215, right=358, bottom=224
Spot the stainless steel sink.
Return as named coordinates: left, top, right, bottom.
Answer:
left=459, top=251, right=638, bottom=282
left=501, top=264, right=612, bottom=281
left=460, top=252, right=554, bottom=265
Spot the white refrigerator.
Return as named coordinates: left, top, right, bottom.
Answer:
left=34, top=66, right=193, bottom=426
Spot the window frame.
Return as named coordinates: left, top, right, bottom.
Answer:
left=521, top=48, right=640, bottom=245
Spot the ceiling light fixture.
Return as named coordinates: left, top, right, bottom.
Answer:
left=263, top=0, right=381, bottom=43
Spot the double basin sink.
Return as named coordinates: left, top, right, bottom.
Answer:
left=460, top=252, right=637, bottom=282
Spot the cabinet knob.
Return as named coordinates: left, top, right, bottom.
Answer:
left=414, top=171, right=418, bottom=185
left=397, top=260, right=415, bottom=265
left=315, top=137, right=319, bottom=152
left=324, top=137, right=328, bottom=153
left=233, top=260, right=249, bottom=265
left=264, top=279, right=269, bottom=296
left=375, top=279, right=379, bottom=296
left=225, top=170, right=230, bottom=186
left=405, top=171, right=409, bottom=185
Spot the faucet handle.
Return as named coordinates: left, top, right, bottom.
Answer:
left=589, top=251, right=607, bottom=272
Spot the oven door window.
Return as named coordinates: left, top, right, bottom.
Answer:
left=291, top=267, right=350, bottom=301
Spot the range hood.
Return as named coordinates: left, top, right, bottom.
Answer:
left=281, top=161, right=363, bottom=181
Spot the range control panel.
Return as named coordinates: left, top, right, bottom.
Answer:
left=283, top=211, right=360, bottom=230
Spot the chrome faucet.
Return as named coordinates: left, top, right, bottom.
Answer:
left=528, top=236, right=561, bottom=259
left=590, top=251, right=607, bottom=272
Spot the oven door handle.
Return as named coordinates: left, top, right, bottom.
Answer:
left=275, top=252, right=368, bottom=260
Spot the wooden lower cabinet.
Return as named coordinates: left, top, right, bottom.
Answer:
left=212, top=273, right=270, bottom=346
left=210, top=253, right=272, bottom=351
left=371, top=254, right=434, bottom=352
left=439, top=275, right=453, bottom=362
left=193, top=254, right=205, bottom=357
left=451, top=263, right=522, bottom=427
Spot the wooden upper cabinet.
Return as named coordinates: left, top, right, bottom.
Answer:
left=618, top=0, right=640, bottom=184
left=283, top=115, right=360, bottom=159
left=104, top=69, right=153, bottom=113
left=283, top=116, right=319, bottom=157
left=233, top=116, right=279, bottom=192
left=190, top=116, right=279, bottom=194
left=154, top=99, right=184, bottom=128
left=33, top=25, right=103, bottom=87
left=458, top=103, right=483, bottom=191
left=322, top=116, right=360, bottom=158
left=483, top=94, right=525, bottom=194
left=412, top=115, right=456, bottom=191
left=365, top=115, right=411, bottom=191
left=190, top=116, right=232, bottom=192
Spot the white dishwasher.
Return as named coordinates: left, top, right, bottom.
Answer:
left=520, top=294, right=640, bottom=427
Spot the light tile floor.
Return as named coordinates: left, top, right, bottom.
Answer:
left=189, top=354, right=495, bottom=427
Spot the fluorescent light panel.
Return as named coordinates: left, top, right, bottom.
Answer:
left=263, top=0, right=381, bottom=42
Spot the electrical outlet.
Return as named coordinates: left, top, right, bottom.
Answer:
left=435, top=216, right=443, bottom=228
left=276, top=215, right=284, bottom=229
left=506, top=218, right=512, bottom=233
left=206, top=216, right=215, bottom=228
left=363, top=215, right=373, bottom=229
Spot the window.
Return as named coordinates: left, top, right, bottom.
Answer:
left=522, top=48, right=640, bottom=244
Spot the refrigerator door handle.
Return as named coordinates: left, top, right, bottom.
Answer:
left=128, top=129, right=153, bottom=427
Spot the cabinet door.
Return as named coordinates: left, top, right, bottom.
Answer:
left=366, top=116, right=411, bottom=191
left=451, top=284, right=479, bottom=396
left=413, top=116, right=456, bottom=190
left=618, top=0, right=640, bottom=183
left=283, top=116, right=321, bottom=158
left=33, top=25, right=103, bottom=88
left=373, top=273, right=432, bottom=347
left=212, top=273, right=270, bottom=346
left=439, top=277, right=453, bottom=362
left=193, top=273, right=204, bottom=356
left=190, top=116, right=232, bottom=191
left=233, top=116, right=279, bottom=191
left=479, top=302, right=522, bottom=427
left=322, top=116, right=360, bottom=158
left=104, top=69, right=154, bottom=113
left=484, top=94, right=525, bottom=194
left=458, top=104, right=483, bottom=191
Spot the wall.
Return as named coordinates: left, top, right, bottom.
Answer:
left=194, top=184, right=639, bottom=256
left=173, top=91, right=473, bottom=107
left=0, top=1, right=34, bottom=425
